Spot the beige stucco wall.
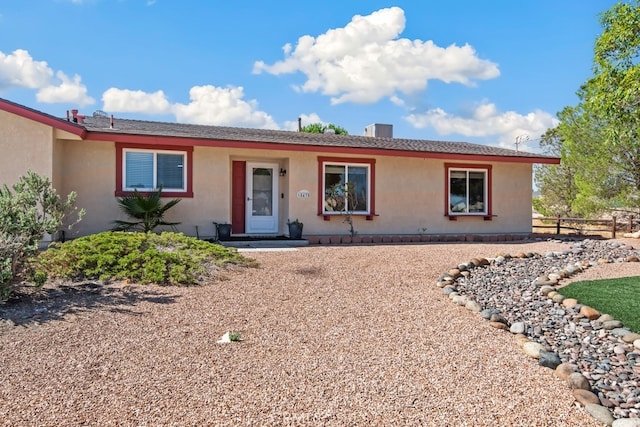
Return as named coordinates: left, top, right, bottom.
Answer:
left=285, top=152, right=533, bottom=236
left=0, top=110, right=55, bottom=187
left=1, top=108, right=534, bottom=238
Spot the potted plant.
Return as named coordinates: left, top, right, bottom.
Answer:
left=214, top=222, right=232, bottom=241
left=287, top=218, right=303, bottom=239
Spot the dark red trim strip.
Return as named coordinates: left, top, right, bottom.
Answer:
left=231, top=161, right=246, bottom=234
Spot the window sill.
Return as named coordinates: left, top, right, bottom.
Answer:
left=115, top=190, right=194, bottom=198
left=447, top=214, right=494, bottom=221
left=321, top=213, right=378, bottom=221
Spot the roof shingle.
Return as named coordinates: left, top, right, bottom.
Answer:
left=81, top=116, right=556, bottom=161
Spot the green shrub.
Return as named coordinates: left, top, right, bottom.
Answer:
left=0, top=171, right=84, bottom=300
left=32, top=231, right=251, bottom=285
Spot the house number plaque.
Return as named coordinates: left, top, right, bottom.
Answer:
left=296, top=190, right=310, bottom=199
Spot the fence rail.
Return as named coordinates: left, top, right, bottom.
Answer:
left=532, top=216, right=640, bottom=238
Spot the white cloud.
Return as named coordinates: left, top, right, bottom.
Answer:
left=102, top=88, right=171, bottom=114
left=0, top=49, right=53, bottom=90
left=253, top=7, right=499, bottom=105
left=101, top=85, right=278, bottom=129
left=405, top=101, right=559, bottom=150
left=36, top=71, right=94, bottom=106
left=172, top=85, right=278, bottom=129
left=283, top=113, right=324, bottom=131
left=0, top=49, right=94, bottom=105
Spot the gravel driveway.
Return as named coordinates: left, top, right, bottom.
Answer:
left=2, top=240, right=632, bottom=426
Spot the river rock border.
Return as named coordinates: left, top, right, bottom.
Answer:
left=436, top=239, right=640, bottom=427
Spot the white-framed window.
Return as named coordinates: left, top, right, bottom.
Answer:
left=322, top=162, right=370, bottom=214
left=123, top=148, right=186, bottom=192
left=448, top=168, right=488, bottom=215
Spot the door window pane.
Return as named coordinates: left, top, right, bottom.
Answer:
left=252, top=168, right=273, bottom=216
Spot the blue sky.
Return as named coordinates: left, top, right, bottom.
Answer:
left=0, top=0, right=617, bottom=152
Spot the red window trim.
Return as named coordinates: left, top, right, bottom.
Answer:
left=317, top=156, right=377, bottom=220
left=444, top=163, right=492, bottom=220
left=115, top=142, right=194, bottom=197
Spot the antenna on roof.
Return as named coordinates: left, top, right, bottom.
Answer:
left=515, top=135, right=529, bottom=152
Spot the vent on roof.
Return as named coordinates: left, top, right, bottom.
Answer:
left=365, top=123, right=392, bottom=138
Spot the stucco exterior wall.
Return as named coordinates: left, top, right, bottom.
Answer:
left=0, top=110, right=534, bottom=239
left=0, top=110, right=54, bottom=186
left=285, top=152, right=533, bottom=236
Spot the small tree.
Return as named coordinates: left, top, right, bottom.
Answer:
left=325, top=182, right=359, bottom=237
left=0, top=171, right=84, bottom=299
left=300, top=122, right=349, bottom=135
left=113, top=188, right=181, bottom=232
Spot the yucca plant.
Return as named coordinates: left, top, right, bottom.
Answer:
left=112, top=188, right=181, bottom=232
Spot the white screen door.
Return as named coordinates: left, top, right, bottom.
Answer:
left=246, top=162, right=279, bottom=233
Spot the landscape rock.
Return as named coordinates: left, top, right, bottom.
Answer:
left=555, top=363, right=578, bottom=381
left=480, top=308, right=500, bottom=319
left=510, top=322, right=525, bottom=334
left=580, top=305, right=601, bottom=320
left=465, top=300, right=482, bottom=312
left=573, top=389, right=601, bottom=406
left=612, top=419, right=640, bottom=427
left=603, top=320, right=624, bottom=330
left=489, top=321, right=509, bottom=331
left=538, top=350, right=562, bottom=369
left=568, top=372, right=592, bottom=391
left=585, top=403, right=614, bottom=425
left=489, top=313, right=508, bottom=325
left=437, top=238, right=640, bottom=420
left=621, top=333, right=640, bottom=343
left=523, top=341, right=544, bottom=359
left=561, top=298, right=578, bottom=308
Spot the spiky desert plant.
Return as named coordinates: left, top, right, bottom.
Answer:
left=112, top=188, right=181, bottom=232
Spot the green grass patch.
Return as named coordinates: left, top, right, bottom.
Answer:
left=560, top=277, right=640, bottom=333
left=30, top=231, right=255, bottom=286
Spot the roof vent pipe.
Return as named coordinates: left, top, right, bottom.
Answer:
left=110, top=114, right=114, bottom=129
left=66, top=110, right=70, bottom=121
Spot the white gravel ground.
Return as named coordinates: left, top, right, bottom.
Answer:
left=3, top=239, right=637, bottom=426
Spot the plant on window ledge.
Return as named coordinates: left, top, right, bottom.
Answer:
left=325, top=182, right=359, bottom=237
left=112, top=187, right=181, bottom=232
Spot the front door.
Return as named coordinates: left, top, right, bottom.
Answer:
left=246, top=162, right=279, bottom=234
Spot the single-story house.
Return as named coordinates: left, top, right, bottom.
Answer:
left=0, top=97, right=559, bottom=242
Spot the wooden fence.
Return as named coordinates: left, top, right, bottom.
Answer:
left=532, top=216, right=640, bottom=238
